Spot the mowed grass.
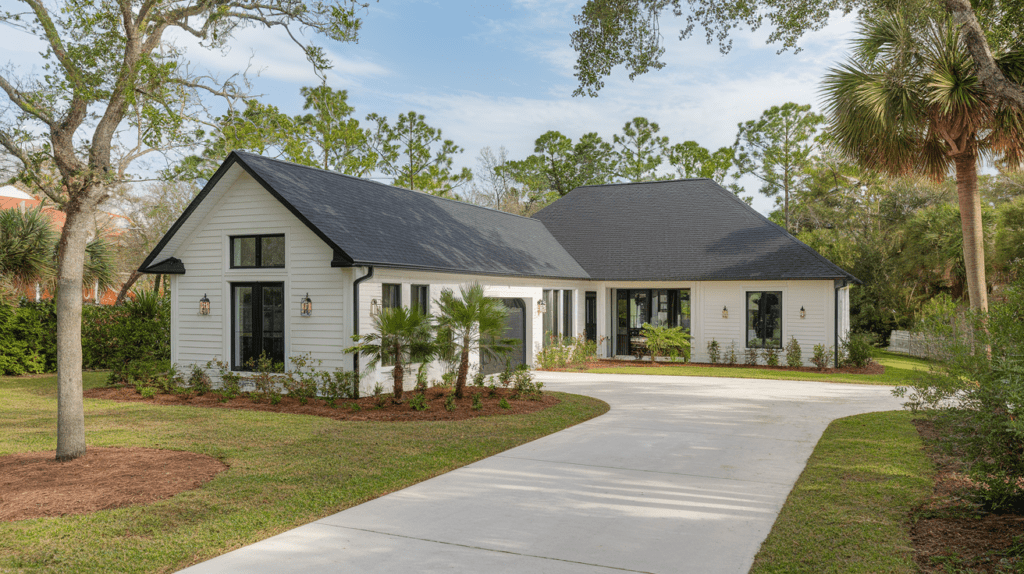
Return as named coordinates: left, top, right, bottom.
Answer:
left=587, top=350, right=933, bottom=385
left=0, top=373, right=609, bottom=573
left=750, top=411, right=933, bottom=573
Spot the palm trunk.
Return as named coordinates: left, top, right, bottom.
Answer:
left=393, top=344, right=404, bottom=401
left=455, top=334, right=470, bottom=399
left=55, top=209, right=92, bottom=461
left=114, top=269, right=142, bottom=305
left=954, top=153, right=988, bottom=312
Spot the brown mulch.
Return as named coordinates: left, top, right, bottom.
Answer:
left=84, top=385, right=558, bottom=422
left=0, top=447, right=227, bottom=523
left=542, top=358, right=885, bottom=375
left=910, top=419, right=1024, bottom=572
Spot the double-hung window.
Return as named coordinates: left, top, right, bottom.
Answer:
left=232, top=283, right=285, bottom=371
left=746, top=291, right=782, bottom=348
left=562, top=290, right=573, bottom=338
left=380, top=284, right=402, bottom=366
left=412, top=285, right=429, bottom=314
left=231, top=235, right=285, bottom=268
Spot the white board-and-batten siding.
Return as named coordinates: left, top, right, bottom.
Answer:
left=169, top=172, right=347, bottom=375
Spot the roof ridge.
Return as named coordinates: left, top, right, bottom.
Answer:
left=232, top=150, right=542, bottom=223
left=572, top=177, right=714, bottom=190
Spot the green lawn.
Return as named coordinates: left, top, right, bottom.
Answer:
left=586, top=350, right=932, bottom=385
left=750, top=410, right=933, bottom=573
left=0, top=373, right=609, bottom=573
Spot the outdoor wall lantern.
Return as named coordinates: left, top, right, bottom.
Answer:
left=300, top=293, right=313, bottom=317
left=199, top=294, right=211, bottom=316
left=722, top=305, right=728, bottom=319
left=369, top=298, right=382, bottom=318
left=537, top=300, right=547, bottom=315
left=800, top=306, right=806, bottom=319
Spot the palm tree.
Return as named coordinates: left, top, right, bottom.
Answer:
left=435, top=283, right=513, bottom=399
left=821, top=11, right=1024, bottom=312
left=0, top=205, right=57, bottom=300
left=345, top=305, right=434, bottom=401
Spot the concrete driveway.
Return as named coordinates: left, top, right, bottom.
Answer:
left=180, top=372, right=904, bottom=574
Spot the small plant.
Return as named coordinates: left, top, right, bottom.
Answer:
left=441, top=371, right=455, bottom=388
left=707, top=339, right=720, bottom=364
left=487, top=383, right=498, bottom=396
left=373, top=382, right=386, bottom=408
left=763, top=346, right=780, bottom=367
left=725, top=341, right=738, bottom=365
left=498, top=364, right=514, bottom=388
left=139, top=386, right=157, bottom=399
left=187, top=364, right=211, bottom=395
left=744, top=347, right=759, bottom=366
left=444, top=393, right=456, bottom=412
left=246, top=351, right=285, bottom=403
left=322, top=369, right=356, bottom=407
left=283, top=353, right=323, bottom=405
left=269, top=394, right=281, bottom=405
left=810, top=344, right=834, bottom=370
left=471, top=393, right=482, bottom=410
left=347, top=402, right=361, bottom=412
left=472, top=370, right=485, bottom=387
left=512, top=365, right=543, bottom=399
left=205, top=358, right=242, bottom=401
left=784, top=337, right=803, bottom=368
left=498, top=397, right=511, bottom=409
left=409, top=393, right=429, bottom=411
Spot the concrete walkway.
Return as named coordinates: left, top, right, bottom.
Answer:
left=180, top=373, right=904, bottom=574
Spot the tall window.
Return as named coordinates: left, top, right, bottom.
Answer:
left=232, top=283, right=285, bottom=370
left=382, top=283, right=401, bottom=309
left=412, top=285, right=430, bottom=314
left=542, top=289, right=559, bottom=346
left=746, top=291, right=782, bottom=348
left=231, top=235, right=285, bottom=268
left=562, top=290, right=573, bottom=338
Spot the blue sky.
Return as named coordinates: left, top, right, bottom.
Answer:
left=0, top=0, right=859, bottom=214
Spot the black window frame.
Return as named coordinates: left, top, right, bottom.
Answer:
left=563, top=290, right=573, bottom=338
left=746, top=291, right=783, bottom=349
left=231, top=282, right=286, bottom=371
left=230, top=234, right=285, bottom=269
left=412, top=284, right=430, bottom=314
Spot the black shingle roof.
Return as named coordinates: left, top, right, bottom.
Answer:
left=141, top=151, right=589, bottom=279
left=532, top=179, right=857, bottom=282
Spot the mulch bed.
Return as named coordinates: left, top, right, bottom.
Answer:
left=0, top=447, right=227, bottom=523
left=542, top=358, right=885, bottom=375
left=84, top=385, right=558, bottom=422
left=911, top=419, right=1024, bottom=572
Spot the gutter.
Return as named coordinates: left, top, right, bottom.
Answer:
left=352, top=266, right=374, bottom=398
left=834, top=279, right=848, bottom=368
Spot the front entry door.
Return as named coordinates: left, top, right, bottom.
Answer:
left=480, top=298, right=526, bottom=375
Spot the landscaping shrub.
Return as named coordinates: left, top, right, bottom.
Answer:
left=744, top=348, right=759, bottom=366
left=498, top=397, right=510, bottom=409
left=472, top=370, right=485, bottom=387
left=894, top=271, right=1024, bottom=511
left=0, top=300, right=55, bottom=375
left=471, top=393, right=482, bottom=410
left=415, top=363, right=429, bottom=392
left=784, top=337, right=802, bottom=367
left=810, top=344, right=833, bottom=370
left=707, top=339, right=720, bottom=364
left=82, top=294, right=170, bottom=371
left=512, top=365, right=543, bottom=399
left=725, top=341, right=737, bottom=365
left=409, top=393, right=428, bottom=411
left=188, top=364, right=212, bottom=395
left=762, top=346, right=780, bottom=367
left=444, top=393, right=456, bottom=411
left=536, top=334, right=595, bottom=369
left=841, top=333, right=876, bottom=368
left=641, top=323, right=690, bottom=362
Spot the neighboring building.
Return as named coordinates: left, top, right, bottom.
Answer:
left=140, top=152, right=856, bottom=392
left=0, top=184, right=130, bottom=305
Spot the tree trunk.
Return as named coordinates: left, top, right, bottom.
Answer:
left=455, top=334, right=470, bottom=399
left=55, top=207, right=94, bottom=461
left=953, top=153, right=988, bottom=312
left=392, top=345, right=404, bottom=401
left=114, top=269, right=142, bottom=305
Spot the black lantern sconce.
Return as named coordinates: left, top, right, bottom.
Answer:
left=369, top=298, right=382, bottom=318
left=536, top=299, right=547, bottom=315
left=199, top=294, right=210, bottom=315
left=300, top=293, right=313, bottom=317
left=800, top=306, right=806, bottom=319
left=722, top=305, right=728, bottom=319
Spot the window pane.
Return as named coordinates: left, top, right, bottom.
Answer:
left=563, top=291, right=573, bottom=337
left=382, top=284, right=401, bottom=309
left=261, top=285, right=285, bottom=368
left=677, top=289, right=691, bottom=332
left=542, top=290, right=555, bottom=347
left=412, top=285, right=429, bottom=314
left=261, top=236, right=285, bottom=267
left=234, top=285, right=254, bottom=369
left=232, top=237, right=256, bottom=267
left=746, top=291, right=782, bottom=348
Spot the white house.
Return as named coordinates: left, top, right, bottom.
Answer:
left=140, top=151, right=855, bottom=393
